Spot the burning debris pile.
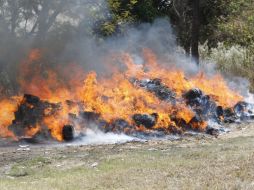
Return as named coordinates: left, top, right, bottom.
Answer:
left=0, top=49, right=254, bottom=143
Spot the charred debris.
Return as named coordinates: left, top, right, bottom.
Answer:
left=7, top=78, right=254, bottom=142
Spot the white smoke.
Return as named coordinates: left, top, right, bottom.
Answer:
left=244, top=92, right=254, bottom=104
left=73, top=129, right=136, bottom=145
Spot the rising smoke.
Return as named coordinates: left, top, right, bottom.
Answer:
left=0, top=0, right=253, bottom=144
left=0, top=0, right=248, bottom=94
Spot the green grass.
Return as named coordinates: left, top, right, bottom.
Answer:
left=0, top=136, right=254, bottom=190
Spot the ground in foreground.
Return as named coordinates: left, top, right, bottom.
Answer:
left=0, top=123, right=254, bottom=190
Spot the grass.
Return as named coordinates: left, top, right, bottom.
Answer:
left=0, top=135, right=254, bottom=190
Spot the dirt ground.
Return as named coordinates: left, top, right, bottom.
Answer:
left=0, top=123, right=254, bottom=190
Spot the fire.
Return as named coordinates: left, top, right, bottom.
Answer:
left=0, top=48, right=243, bottom=141
left=191, top=73, right=241, bottom=107
left=0, top=98, right=20, bottom=139
left=25, top=124, right=40, bottom=137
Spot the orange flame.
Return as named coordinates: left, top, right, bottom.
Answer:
left=0, top=48, right=243, bottom=141
left=0, top=98, right=20, bottom=139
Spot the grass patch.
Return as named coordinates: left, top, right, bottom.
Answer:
left=0, top=136, right=254, bottom=189
left=7, top=165, right=29, bottom=177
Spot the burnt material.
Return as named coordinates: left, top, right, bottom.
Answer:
left=183, top=89, right=254, bottom=125
left=170, top=115, right=189, bottom=130
left=188, top=115, right=207, bottom=131
left=223, top=108, right=238, bottom=123
left=4, top=85, right=254, bottom=142
left=24, top=94, right=40, bottom=104
left=80, top=111, right=101, bottom=122
left=184, top=88, right=203, bottom=101
left=205, top=126, right=219, bottom=137
left=133, top=113, right=158, bottom=129
left=133, top=78, right=176, bottom=103
left=234, top=101, right=254, bottom=120
left=216, top=106, right=224, bottom=120
left=62, top=125, right=74, bottom=141
left=184, top=88, right=219, bottom=122
left=9, top=94, right=61, bottom=137
left=108, top=119, right=134, bottom=134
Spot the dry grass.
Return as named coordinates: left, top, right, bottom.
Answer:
left=0, top=126, right=254, bottom=190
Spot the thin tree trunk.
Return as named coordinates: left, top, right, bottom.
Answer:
left=191, top=0, right=200, bottom=65
left=36, top=1, right=50, bottom=42
left=10, top=1, right=18, bottom=35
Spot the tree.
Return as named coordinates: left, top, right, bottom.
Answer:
left=191, top=0, right=200, bottom=64
left=216, top=0, right=254, bottom=47
left=0, top=0, right=104, bottom=95
left=154, top=0, right=231, bottom=63
left=92, top=0, right=138, bottom=36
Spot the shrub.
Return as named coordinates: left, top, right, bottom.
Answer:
left=199, top=42, right=254, bottom=91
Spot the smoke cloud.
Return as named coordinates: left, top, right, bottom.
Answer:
left=0, top=0, right=253, bottom=145
left=0, top=0, right=247, bottom=95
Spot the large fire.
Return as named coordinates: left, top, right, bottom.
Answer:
left=0, top=48, right=244, bottom=141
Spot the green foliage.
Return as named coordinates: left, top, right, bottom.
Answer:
left=96, top=0, right=137, bottom=36
left=202, top=0, right=254, bottom=90
left=132, top=0, right=161, bottom=22
left=103, top=0, right=234, bottom=61
left=98, top=0, right=160, bottom=36
left=217, top=0, right=254, bottom=47
left=200, top=42, right=254, bottom=91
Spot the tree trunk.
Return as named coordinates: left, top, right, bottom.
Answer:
left=36, top=1, right=50, bottom=42
left=191, top=0, right=200, bottom=65
left=35, top=1, right=65, bottom=45
left=9, top=1, right=18, bottom=35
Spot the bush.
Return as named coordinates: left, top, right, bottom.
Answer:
left=199, top=42, right=254, bottom=91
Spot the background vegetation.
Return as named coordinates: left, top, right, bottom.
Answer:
left=0, top=0, right=254, bottom=93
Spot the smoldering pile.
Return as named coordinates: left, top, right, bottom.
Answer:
left=8, top=77, right=254, bottom=143
left=0, top=1, right=252, bottom=146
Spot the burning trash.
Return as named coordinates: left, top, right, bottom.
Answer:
left=0, top=48, right=253, bottom=143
